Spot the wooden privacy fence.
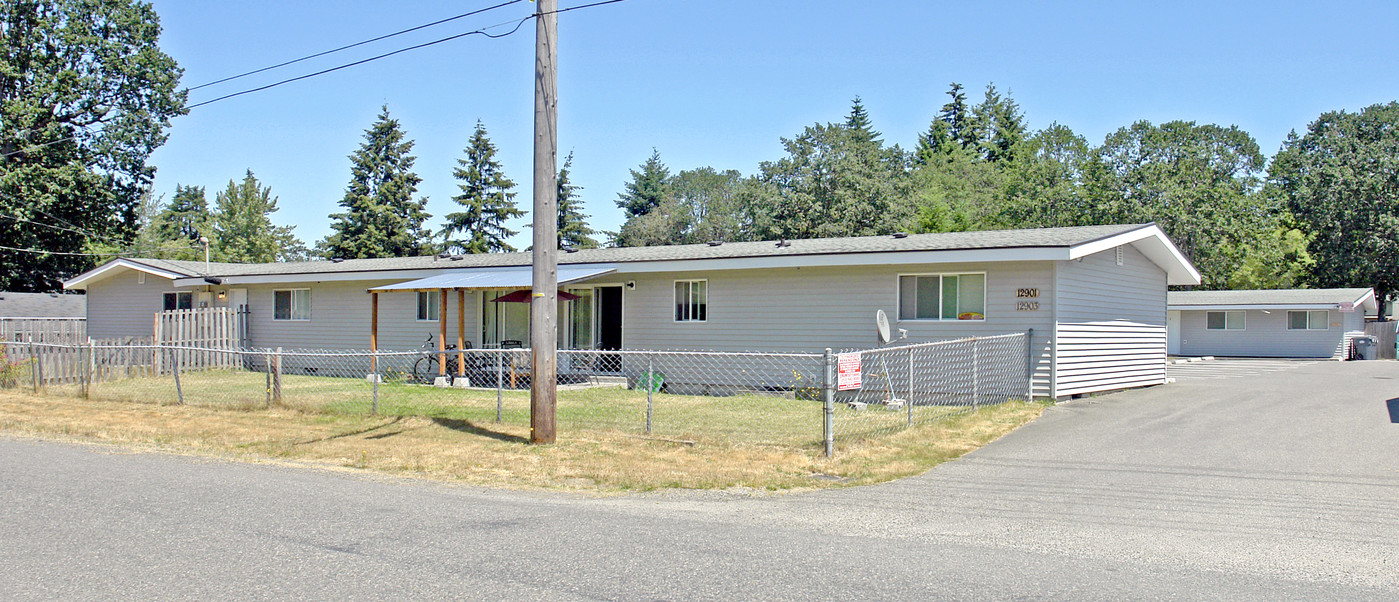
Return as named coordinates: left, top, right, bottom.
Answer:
left=0, top=318, right=85, bottom=343
left=153, top=308, right=243, bottom=372
left=1364, top=321, right=1398, bottom=360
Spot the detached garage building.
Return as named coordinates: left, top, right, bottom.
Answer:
left=1167, top=288, right=1375, bottom=359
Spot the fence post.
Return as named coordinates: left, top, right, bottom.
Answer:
left=823, top=348, right=834, bottom=458
left=29, top=336, right=37, bottom=393
left=371, top=350, right=379, bottom=416
left=81, top=339, right=92, bottom=399
left=35, top=343, right=45, bottom=392
left=272, top=347, right=283, bottom=404
left=495, top=351, right=503, bottom=423
left=972, top=338, right=980, bottom=410
left=907, top=345, right=914, bottom=427
left=1025, top=329, right=1035, bottom=402
left=170, top=347, right=184, bottom=405
left=265, top=349, right=272, bottom=409
left=645, top=353, right=654, bottom=435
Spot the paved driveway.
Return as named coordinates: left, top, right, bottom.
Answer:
left=2, top=361, right=1397, bottom=599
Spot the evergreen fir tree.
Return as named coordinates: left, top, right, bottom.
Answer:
left=155, top=184, right=211, bottom=244
left=987, top=92, right=1027, bottom=162
left=556, top=152, right=599, bottom=249
left=915, top=119, right=954, bottom=166
left=322, top=106, right=433, bottom=258
left=938, top=83, right=974, bottom=150
left=213, top=170, right=304, bottom=263
left=973, top=83, right=1026, bottom=162
left=844, top=96, right=882, bottom=145
left=440, top=121, right=523, bottom=254
left=615, top=149, right=671, bottom=220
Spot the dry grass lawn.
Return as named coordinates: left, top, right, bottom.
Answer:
left=0, top=390, right=1046, bottom=493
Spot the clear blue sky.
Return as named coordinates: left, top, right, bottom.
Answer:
left=145, top=0, right=1399, bottom=251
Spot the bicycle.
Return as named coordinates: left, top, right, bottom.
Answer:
left=412, top=334, right=457, bottom=384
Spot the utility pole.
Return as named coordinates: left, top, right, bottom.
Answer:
left=529, top=0, right=559, bottom=444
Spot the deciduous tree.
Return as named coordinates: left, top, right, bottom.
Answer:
left=1273, top=102, right=1399, bottom=315
left=1, top=0, right=185, bottom=290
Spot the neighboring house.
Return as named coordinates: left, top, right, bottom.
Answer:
left=0, top=291, right=87, bottom=343
left=0, top=291, right=86, bottom=318
left=64, top=223, right=1200, bottom=399
left=1167, top=288, right=1376, bottom=359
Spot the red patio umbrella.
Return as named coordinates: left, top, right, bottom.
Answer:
left=490, top=289, right=581, bottom=303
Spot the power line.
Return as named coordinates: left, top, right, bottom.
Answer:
left=3, top=0, right=633, bottom=157
left=0, top=243, right=138, bottom=257
left=188, top=0, right=527, bottom=91
left=186, top=16, right=533, bottom=110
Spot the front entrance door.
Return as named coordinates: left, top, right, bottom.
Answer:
left=597, top=286, right=623, bottom=351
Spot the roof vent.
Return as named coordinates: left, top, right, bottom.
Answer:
left=436, top=252, right=451, bottom=259
left=330, top=257, right=345, bottom=263
left=450, top=254, right=465, bottom=261
left=49, top=293, right=59, bottom=297
left=892, top=232, right=909, bottom=239
left=707, top=240, right=723, bottom=247
left=563, top=247, right=580, bottom=253
left=775, top=239, right=791, bottom=247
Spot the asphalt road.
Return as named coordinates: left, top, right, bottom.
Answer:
left=3, top=360, right=1397, bottom=600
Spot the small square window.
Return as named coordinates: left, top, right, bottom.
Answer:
left=674, top=280, right=707, bottom=322
left=417, top=291, right=440, bottom=321
left=274, top=289, right=311, bottom=321
left=162, top=292, right=192, bottom=311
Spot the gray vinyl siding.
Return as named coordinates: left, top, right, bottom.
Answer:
left=605, top=262, right=1056, bottom=398
left=84, top=270, right=173, bottom=340
left=1054, top=245, right=1167, bottom=397
left=1178, top=308, right=1364, bottom=359
left=242, top=281, right=478, bottom=351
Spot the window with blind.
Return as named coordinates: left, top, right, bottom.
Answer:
left=897, top=274, right=985, bottom=320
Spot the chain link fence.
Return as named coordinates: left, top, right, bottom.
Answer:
left=832, top=333, right=1033, bottom=443
left=0, top=331, right=1032, bottom=455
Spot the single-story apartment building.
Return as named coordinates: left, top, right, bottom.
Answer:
left=65, top=223, right=1200, bottom=399
left=1166, top=288, right=1376, bottom=359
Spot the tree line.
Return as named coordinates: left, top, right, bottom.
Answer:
left=610, top=86, right=1399, bottom=306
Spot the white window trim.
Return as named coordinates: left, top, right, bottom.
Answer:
left=417, top=291, right=441, bottom=322
left=1205, top=310, right=1246, bottom=331
left=895, top=272, right=988, bottom=322
left=1287, top=309, right=1330, bottom=331
left=274, top=288, right=312, bottom=322
left=673, top=279, right=708, bottom=323
left=162, top=291, right=193, bottom=311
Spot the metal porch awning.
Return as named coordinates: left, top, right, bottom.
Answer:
left=368, top=266, right=615, bottom=292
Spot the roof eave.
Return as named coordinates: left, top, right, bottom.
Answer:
left=63, top=259, right=190, bottom=290
left=1068, top=223, right=1202, bottom=285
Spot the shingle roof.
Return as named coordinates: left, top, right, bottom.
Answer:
left=1168, top=288, right=1373, bottom=307
left=141, top=224, right=1150, bottom=279
left=0, top=292, right=86, bottom=318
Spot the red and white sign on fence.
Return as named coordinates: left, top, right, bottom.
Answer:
left=837, top=352, right=862, bottom=390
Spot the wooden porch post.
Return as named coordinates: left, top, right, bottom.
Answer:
left=438, top=288, right=448, bottom=376
left=370, top=292, right=379, bottom=373
left=456, top=289, right=466, bottom=377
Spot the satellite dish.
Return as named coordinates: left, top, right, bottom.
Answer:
left=876, top=309, right=891, bottom=344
